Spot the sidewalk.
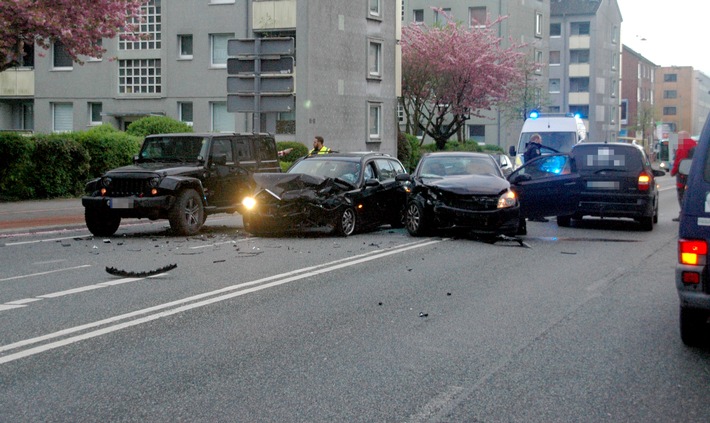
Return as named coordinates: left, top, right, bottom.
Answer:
left=0, top=198, right=85, bottom=234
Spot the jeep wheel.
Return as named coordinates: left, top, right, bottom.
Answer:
left=334, top=207, right=357, bottom=237
left=680, top=306, right=709, bottom=347
left=85, top=208, right=121, bottom=237
left=169, top=189, right=204, bottom=235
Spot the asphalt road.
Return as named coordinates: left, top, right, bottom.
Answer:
left=1, top=175, right=709, bottom=422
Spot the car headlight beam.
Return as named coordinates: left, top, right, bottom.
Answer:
left=242, top=196, right=257, bottom=210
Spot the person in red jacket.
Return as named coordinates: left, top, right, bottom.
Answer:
left=670, top=136, right=697, bottom=221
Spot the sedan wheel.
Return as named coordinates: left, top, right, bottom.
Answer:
left=335, top=207, right=356, bottom=237
left=405, top=201, right=428, bottom=236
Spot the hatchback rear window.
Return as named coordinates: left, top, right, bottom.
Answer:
left=573, top=145, right=643, bottom=172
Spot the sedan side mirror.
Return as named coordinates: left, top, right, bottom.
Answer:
left=509, top=173, right=532, bottom=184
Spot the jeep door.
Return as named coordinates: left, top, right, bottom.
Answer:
left=508, top=154, right=582, bottom=218
left=204, top=137, right=250, bottom=208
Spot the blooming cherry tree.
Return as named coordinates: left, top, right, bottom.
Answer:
left=401, top=10, right=530, bottom=149
left=0, top=0, right=148, bottom=72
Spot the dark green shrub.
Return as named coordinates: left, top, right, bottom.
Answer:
left=31, top=134, right=90, bottom=198
left=397, top=131, right=412, bottom=172
left=125, top=116, right=193, bottom=138
left=404, top=133, right=422, bottom=172
left=0, top=133, right=36, bottom=200
left=77, top=129, right=143, bottom=178
left=276, top=141, right=309, bottom=162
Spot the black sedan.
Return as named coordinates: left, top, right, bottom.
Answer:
left=400, top=152, right=520, bottom=237
left=240, top=152, right=409, bottom=236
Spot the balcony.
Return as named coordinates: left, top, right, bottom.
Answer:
left=569, top=63, right=590, bottom=77
left=569, top=35, right=590, bottom=49
left=568, top=92, right=590, bottom=104
left=0, top=68, right=34, bottom=97
left=253, top=0, right=296, bottom=31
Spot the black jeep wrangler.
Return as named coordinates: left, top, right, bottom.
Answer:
left=82, top=132, right=279, bottom=236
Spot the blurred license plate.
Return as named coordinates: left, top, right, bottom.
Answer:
left=587, top=181, right=619, bottom=190
left=109, top=198, right=133, bottom=209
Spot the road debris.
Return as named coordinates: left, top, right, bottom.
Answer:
left=105, top=263, right=177, bottom=277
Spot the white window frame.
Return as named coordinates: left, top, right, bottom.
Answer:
left=119, top=0, right=161, bottom=50
left=178, top=34, right=193, bottom=60
left=368, top=40, right=382, bottom=79
left=52, top=103, right=73, bottom=133
left=535, top=12, right=543, bottom=37
left=209, top=0, right=235, bottom=4
left=210, top=33, right=233, bottom=68
left=549, top=50, right=561, bottom=66
left=413, top=9, right=424, bottom=23
left=211, top=102, right=234, bottom=132
left=368, top=102, right=382, bottom=141
left=179, top=102, right=194, bottom=127
left=368, top=0, right=381, bottom=18
left=549, top=78, right=561, bottom=93
left=88, top=102, right=102, bottom=126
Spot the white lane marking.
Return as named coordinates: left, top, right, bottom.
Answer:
left=37, top=284, right=107, bottom=299
left=0, top=265, right=92, bottom=283
left=4, top=235, right=89, bottom=246
left=0, top=239, right=443, bottom=363
left=5, top=298, right=42, bottom=305
left=189, top=239, right=251, bottom=249
left=33, top=259, right=66, bottom=265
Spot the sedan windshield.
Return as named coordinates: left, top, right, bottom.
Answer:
left=289, top=159, right=361, bottom=184
left=419, top=156, right=500, bottom=178
left=139, top=137, right=209, bottom=162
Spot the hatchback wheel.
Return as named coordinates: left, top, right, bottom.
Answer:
left=405, top=201, right=428, bottom=236
left=335, top=207, right=356, bottom=237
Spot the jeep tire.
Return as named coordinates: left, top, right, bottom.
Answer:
left=85, top=208, right=121, bottom=237
left=169, top=188, right=204, bottom=235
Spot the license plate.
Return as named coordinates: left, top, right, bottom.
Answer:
left=109, top=198, right=134, bottom=209
left=587, top=181, right=619, bottom=190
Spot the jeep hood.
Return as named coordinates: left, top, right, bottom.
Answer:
left=419, top=174, right=509, bottom=195
left=105, top=163, right=202, bottom=176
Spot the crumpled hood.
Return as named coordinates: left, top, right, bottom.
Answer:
left=419, top=174, right=509, bottom=195
left=252, top=173, right=348, bottom=200
left=105, top=163, right=202, bottom=177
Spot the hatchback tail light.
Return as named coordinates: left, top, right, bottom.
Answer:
left=638, top=171, right=652, bottom=191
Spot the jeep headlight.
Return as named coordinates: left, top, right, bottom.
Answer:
left=101, top=177, right=112, bottom=187
left=148, top=177, right=160, bottom=188
left=497, top=190, right=517, bottom=209
left=242, top=196, right=257, bottom=210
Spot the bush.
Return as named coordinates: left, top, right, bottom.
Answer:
left=125, top=116, right=193, bottom=138
left=397, top=131, right=412, bottom=172
left=31, top=134, right=91, bottom=198
left=276, top=141, right=309, bottom=162
left=421, top=140, right=503, bottom=154
left=77, top=128, right=143, bottom=178
left=404, top=133, right=422, bottom=172
left=0, top=132, right=36, bottom=200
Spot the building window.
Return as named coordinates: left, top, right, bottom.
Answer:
left=468, top=125, right=485, bottom=143
left=664, top=90, right=678, bottom=99
left=548, top=106, right=561, bottom=113
left=369, top=0, right=381, bottom=18
left=178, top=35, right=193, bottom=59
left=611, top=25, right=618, bottom=44
left=119, top=0, right=161, bottom=50
left=119, top=59, right=162, bottom=94
left=88, top=103, right=102, bottom=125
left=549, top=79, right=561, bottom=93
left=570, top=21, right=590, bottom=36
left=570, top=77, right=589, bottom=93
left=663, top=106, right=677, bottom=116
left=397, top=103, right=405, bottom=123
left=620, top=99, right=628, bottom=124
left=569, top=105, right=588, bottom=119
left=368, top=40, right=382, bottom=78
left=611, top=80, right=617, bottom=98
left=211, top=102, right=234, bottom=132
left=53, top=41, right=73, bottom=69
left=368, top=103, right=382, bottom=140
left=549, top=50, right=560, bottom=66
left=413, top=9, right=424, bottom=22
left=550, top=23, right=561, bottom=37
left=52, top=103, right=73, bottom=132
left=535, top=12, right=543, bottom=37
left=211, top=33, right=233, bottom=67
left=435, top=8, right=451, bottom=25
left=611, top=52, right=618, bottom=70
left=179, top=102, right=193, bottom=126
left=664, top=73, right=678, bottom=82
left=570, top=49, right=589, bottom=64
left=469, top=7, right=486, bottom=28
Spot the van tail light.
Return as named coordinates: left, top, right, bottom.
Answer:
left=638, top=171, right=652, bottom=191
left=679, top=239, right=707, bottom=266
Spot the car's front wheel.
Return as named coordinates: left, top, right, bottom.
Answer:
left=169, top=188, right=204, bottom=235
left=334, top=207, right=356, bottom=236
left=85, top=208, right=121, bottom=237
left=405, top=201, right=429, bottom=236
left=680, top=306, right=709, bottom=347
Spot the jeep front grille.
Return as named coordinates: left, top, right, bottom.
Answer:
left=107, top=178, right=148, bottom=197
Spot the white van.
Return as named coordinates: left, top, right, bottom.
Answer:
left=509, top=112, right=587, bottom=168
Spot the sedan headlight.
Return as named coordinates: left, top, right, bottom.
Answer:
left=497, top=190, right=517, bottom=209
left=242, top=196, right=257, bottom=210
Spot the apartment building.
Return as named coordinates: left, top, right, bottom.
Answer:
left=401, top=0, right=550, bottom=150
left=655, top=66, right=710, bottom=137
left=620, top=44, right=656, bottom=149
left=549, top=0, right=622, bottom=142
left=0, top=0, right=401, bottom=155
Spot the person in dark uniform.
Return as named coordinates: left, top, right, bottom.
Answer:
left=523, top=133, right=543, bottom=164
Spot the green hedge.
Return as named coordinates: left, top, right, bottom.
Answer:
left=0, top=133, right=36, bottom=200
left=77, top=125, right=143, bottom=178
left=125, top=116, right=193, bottom=138
left=32, top=134, right=91, bottom=198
